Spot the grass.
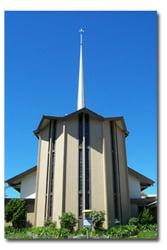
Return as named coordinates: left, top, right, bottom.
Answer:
left=5, top=224, right=158, bottom=240
left=137, top=230, right=158, bottom=239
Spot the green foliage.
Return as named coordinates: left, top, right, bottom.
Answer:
left=5, top=223, right=158, bottom=240
left=57, top=228, right=71, bottom=239
left=139, top=208, right=154, bottom=225
left=138, top=223, right=157, bottom=231
left=5, top=226, right=71, bottom=240
left=77, top=227, right=90, bottom=236
left=5, top=199, right=26, bottom=228
left=128, top=217, right=139, bottom=226
left=4, top=226, right=32, bottom=240
left=59, top=212, right=77, bottom=232
left=108, top=225, right=139, bottom=239
left=90, top=211, right=105, bottom=230
left=44, top=219, right=57, bottom=228
left=137, top=230, right=158, bottom=239
left=31, top=226, right=59, bottom=239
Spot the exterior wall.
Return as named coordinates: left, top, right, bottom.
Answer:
left=89, top=117, right=106, bottom=216
left=115, top=122, right=130, bottom=224
left=20, top=172, right=36, bottom=199
left=65, top=117, right=79, bottom=218
left=35, top=124, right=50, bottom=226
left=27, top=212, right=35, bottom=226
left=128, top=174, right=141, bottom=199
left=130, top=203, right=138, bottom=217
left=34, top=111, right=130, bottom=228
left=103, top=121, right=115, bottom=227
left=52, top=120, right=66, bottom=226
left=26, top=199, right=35, bottom=226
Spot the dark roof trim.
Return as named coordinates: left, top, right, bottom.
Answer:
left=6, top=166, right=37, bottom=186
left=131, top=196, right=157, bottom=205
left=128, top=167, right=154, bottom=188
left=34, top=107, right=128, bottom=137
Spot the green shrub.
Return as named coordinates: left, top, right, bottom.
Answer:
left=108, top=225, right=139, bottom=239
left=59, top=212, right=77, bottom=232
left=31, top=226, right=59, bottom=239
left=90, top=211, right=105, bottom=230
left=77, top=227, right=90, bottom=236
left=5, top=226, right=31, bottom=240
left=58, top=228, right=71, bottom=239
left=138, top=223, right=157, bottom=231
left=5, top=223, right=157, bottom=240
left=44, top=219, right=57, bottom=228
left=139, top=208, right=154, bottom=225
left=5, top=199, right=26, bottom=228
left=128, top=217, right=139, bottom=226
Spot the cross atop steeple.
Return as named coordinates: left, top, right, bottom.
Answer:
left=77, top=28, right=85, bottom=110
left=79, top=28, right=84, bottom=45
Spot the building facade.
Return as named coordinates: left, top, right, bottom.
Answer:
left=33, top=108, right=130, bottom=228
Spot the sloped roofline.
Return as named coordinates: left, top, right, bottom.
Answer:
left=34, top=107, right=128, bottom=137
left=128, top=166, right=154, bottom=190
left=6, top=165, right=154, bottom=192
left=6, top=166, right=37, bottom=186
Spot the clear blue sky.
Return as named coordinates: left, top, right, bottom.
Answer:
left=5, top=11, right=157, bottom=197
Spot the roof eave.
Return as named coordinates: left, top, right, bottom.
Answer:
left=5, top=166, right=37, bottom=185
left=34, top=108, right=129, bottom=136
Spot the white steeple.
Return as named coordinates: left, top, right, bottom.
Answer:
left=77, top=28, right=85, bottom=110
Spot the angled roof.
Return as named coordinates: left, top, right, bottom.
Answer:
left=128, top=167, right=154, bottom=190
left=34, top=107, right=128, bottom=137
left=6, top=165, right=154, bottom=192
left=5, top=166, right=37, bottom=192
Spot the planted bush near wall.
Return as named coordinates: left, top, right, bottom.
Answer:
left=5, top=199, right=26, bottom=228
left=107, top=225, right=139, bottom=239
left=44, top=219, right=57, bottom=228
left=128, top=217, right=139, bottom=226
left=5, top=224, right=157, bottom=240
left=139, top=208, right=154, bottom=225
left=90, top=211, right=105, bottom=230
left=59, top=212, right=78, bottom=232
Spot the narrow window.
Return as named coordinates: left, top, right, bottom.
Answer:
left=78, top=114, right=83, bottom=217
left=85, top=114, right=90, bottom=209
left=110, top=122, right=119, bottom=220
left=45, top=120, right=56, bottom=220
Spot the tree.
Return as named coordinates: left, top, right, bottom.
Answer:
left=139, top=207, right=154, bottom=225
left=5, top=199, right=26, bottom=228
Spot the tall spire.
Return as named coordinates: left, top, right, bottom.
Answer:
left=77, top=28, right=85, bottom=110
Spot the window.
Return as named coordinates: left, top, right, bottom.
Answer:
left=45, top=120, right=56, bottom=219
left=85, top=114, right=90, bottom=209
left=78, top=114, right=83, bottom=217
left=111, top=122, right=120, bottom=221
left=79, top=149, right=83, bottom=192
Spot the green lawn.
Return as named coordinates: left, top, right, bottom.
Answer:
left=137, top=230, right=158, bottom=239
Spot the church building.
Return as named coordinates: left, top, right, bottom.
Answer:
left=6, top=30, right=155, bottom=228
